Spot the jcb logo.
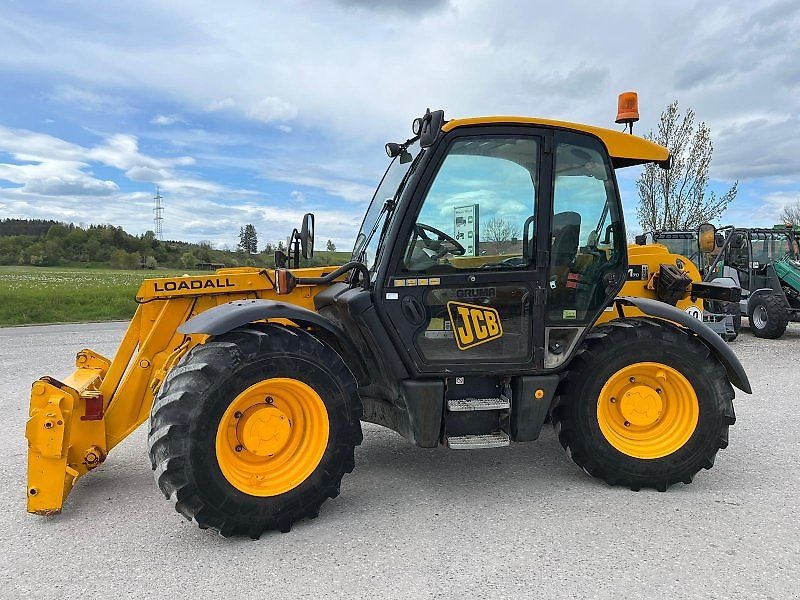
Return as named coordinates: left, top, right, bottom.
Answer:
left=446, top=301, right=503, bottom=350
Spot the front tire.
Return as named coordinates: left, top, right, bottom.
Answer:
left=551, top=319, right=735, bottom=491
left=748, top=294, right=788, bottom=339
left=148, top=324, right=362, bottom=537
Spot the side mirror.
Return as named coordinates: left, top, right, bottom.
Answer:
left=419, top=109, right=444, bottom=148
left=729, top=233, right=745, bottom=249
left=301, top=213, right=315, bottom=259
left=698, top=223, right=716, bottom=253
left=715, top=232, right=725, bottom=248
left=634, top=234, right=647, bottom=246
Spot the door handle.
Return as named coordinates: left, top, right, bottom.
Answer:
left=401, top=295, right=427, bottom=326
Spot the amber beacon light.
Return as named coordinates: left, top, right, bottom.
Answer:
left=615, top=91, right=640, bottom=133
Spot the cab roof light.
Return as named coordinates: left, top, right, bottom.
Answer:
left=615, top=91, right=640, bottom=134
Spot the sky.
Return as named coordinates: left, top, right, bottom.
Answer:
left=0, top=0, right=798, bottom=250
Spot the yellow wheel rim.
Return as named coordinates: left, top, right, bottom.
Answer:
left=215, top=378, right=329, bottom=496
left=596, top=362, right=699, bottom=459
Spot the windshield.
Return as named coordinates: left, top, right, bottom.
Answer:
left=352, top=140, right=421, bottom=270
left=654, top=234, right=699, bottom=262
left=750, top=232, right=798, bottom=263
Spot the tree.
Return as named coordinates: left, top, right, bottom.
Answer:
left=180, top=251, right=196, bottom=269
left=482, top=218, right=520, bottom=255
left=325, top=239, right=337, bottom=252
left=780, top=201, right=800, bottom=227
left=238, top=224, right=258, bottom=254
left=636, top=101, right=737, bottom=232
left=263, top=242, right=274, bottom=254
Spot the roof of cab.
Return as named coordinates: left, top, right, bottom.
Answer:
left=442, top=116, right=670, bottom=169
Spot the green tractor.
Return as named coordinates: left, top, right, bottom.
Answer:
left=707, top=226, right=800, bottom=338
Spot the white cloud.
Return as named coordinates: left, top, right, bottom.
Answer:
left=205, top=97, right=236, bottom=112
left=246, top=96, right=297, bottom=123
left=0, top=125, right=203, bottom=200
left=125, top=166, right=168, bottom=182
left=150, top=114, right=183, bottom=126
left=0, top=160, right=118, bottom=196
left=50, top=85, right=133, bottom=114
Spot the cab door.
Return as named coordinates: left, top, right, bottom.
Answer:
left=375, top=127, right=553, bottom=375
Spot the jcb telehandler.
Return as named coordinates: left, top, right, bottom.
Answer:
left=26, top=102, right=750, bottom=537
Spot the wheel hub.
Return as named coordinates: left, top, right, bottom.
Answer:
left=237, top=405, right=292, bottom=456
left=215, top=377, right=330, bottom=497
left=596, top=362, right=699, bottom=459
left=619, top=386, right=663, bottom=427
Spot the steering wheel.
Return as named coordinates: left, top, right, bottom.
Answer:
left=414, top=223, right=466, bottom=258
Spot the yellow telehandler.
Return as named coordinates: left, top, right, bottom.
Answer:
left=26, top=102, right=749, bottom=537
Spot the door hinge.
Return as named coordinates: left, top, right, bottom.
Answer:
left=534, top=286, right=547, bottom=305
left=543, top=135, right=553, bottom=154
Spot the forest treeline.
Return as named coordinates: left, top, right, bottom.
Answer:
left=0, top=219, right=345, bottom=269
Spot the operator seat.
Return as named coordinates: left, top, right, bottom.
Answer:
left=551, top=211, right=581, bottom=268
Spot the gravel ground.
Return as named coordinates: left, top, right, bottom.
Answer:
left=1, top=321, right=798, bottom=599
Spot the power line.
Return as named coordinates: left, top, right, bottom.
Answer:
left=153, top=186, right=164, bottom=240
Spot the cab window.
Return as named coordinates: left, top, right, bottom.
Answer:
left=547, top=132, right=622, bottom=324
left=402, top=136, right=539, bottom=273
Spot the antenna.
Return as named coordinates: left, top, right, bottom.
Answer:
left=153, top=186, right=164, bottom=240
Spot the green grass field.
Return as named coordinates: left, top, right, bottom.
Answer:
left=0, top=266, right=203, bottom=326
left=0, top=253, right=351, bottom=326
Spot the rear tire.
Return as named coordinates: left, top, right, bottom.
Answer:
left=748, top=294, right=788, bottom=339
left=551, top=319, right=736, bottom=491
left=148, top=324, right=362, bottom=537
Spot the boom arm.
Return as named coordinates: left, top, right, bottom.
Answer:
left=25, top=266, right=338, bottom=515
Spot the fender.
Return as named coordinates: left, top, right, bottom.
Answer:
left=747, top=288, right=774, bottom=315
left=618, top=296, right=751, bottom=394
left=178, top=299, right=366, bottom=381
left=747, top=287, right=786, bottom=313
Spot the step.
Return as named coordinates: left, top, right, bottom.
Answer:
left=447, top=396, right=510, bottom=412
left=446, top=432, right=510, bottom=449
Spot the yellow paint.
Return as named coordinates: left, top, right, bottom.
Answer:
left=443, top=116, right=669, bottom=166
left=596, top=244, right=705, bottom=325
left=596, top=362, right=699, bottom=459
left=446, top=301, right=503, bottom=349
left=26, top=266, right=340, bottom=514
left=215, top=378, right=329, bottom=496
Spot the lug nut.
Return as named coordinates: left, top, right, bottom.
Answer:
left=235, top=445, right=244, bottom=452
left=624, top=421, right=631, bottom=427
left=656, top=388, right=662, bottom=394
left=29, top=488, right=38, bottom=496
left=610, top=397, right=616, bottom=403
left=265, top=396, right=273, bottom=404
left=234, top=411, right=242, bottom=419
left=629, top=377, right=635, bottom=383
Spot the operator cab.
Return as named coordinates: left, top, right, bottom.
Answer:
left=344, top=109, right=670, bottom=376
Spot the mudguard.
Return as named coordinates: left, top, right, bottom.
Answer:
left=618, top=296, right=752, bottom=394
left=747, top=287, right=786, bottom=313
left=179, top=298, right=339, bottom=336
left=178, top=299, right=365, bottom=380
